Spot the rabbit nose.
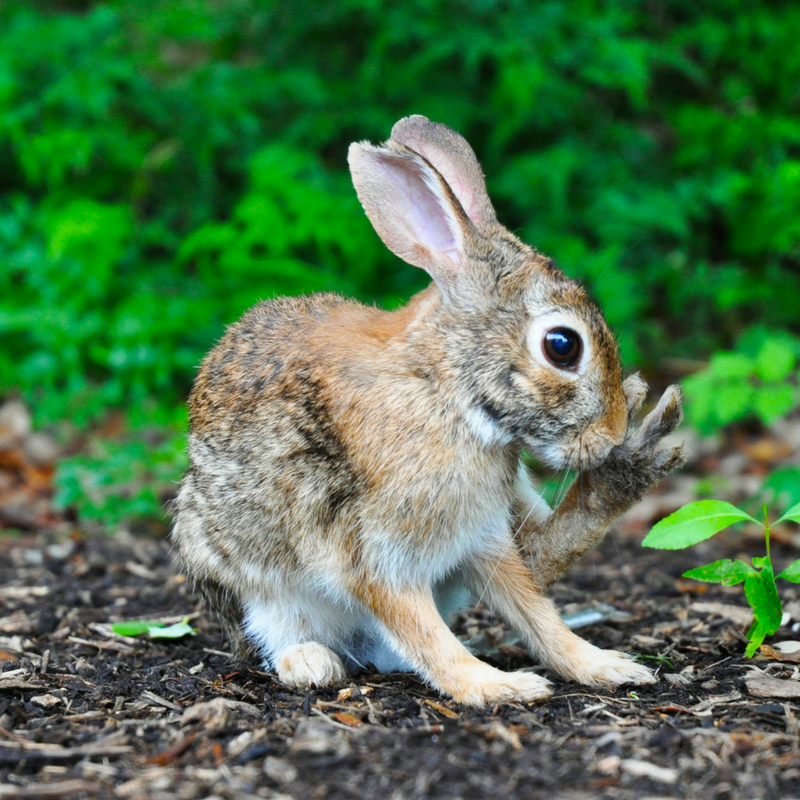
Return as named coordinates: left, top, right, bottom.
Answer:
left=590, top=394, right=628, bottom=450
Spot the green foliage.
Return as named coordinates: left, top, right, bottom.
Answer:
left=743, top=557, right=782, bottom=657
left=2, top=0, right=800, bottom=523
left=683, top=558, right=756, bottom=586
left=760, top=467, right=800, bottom=512
left=683, top=329, right=800, bottom=435
left=53, top=415, right=188, bottom=526
left=111, top=617, right=196, bottom=639
left=644, top=499, right=800, bottom=656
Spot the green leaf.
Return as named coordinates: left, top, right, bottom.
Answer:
left=713, top=383, right=755, bottom=427
left=776, top=559, right=800, bottom=583
left=753, top=384, right=798, bottom=426
left=755, top=338, right=797, bottom=383
left=111, top=621, right=151, bottom=637
left=148, top=621, right=196, bottom=639
left=683, top=559, right=757, bottom=585
left=642, top=500, right=758, bottom=550
left=707, top=352, right=753, bottom=380
left=111, top=617, right=196, bottom=639
left=776, top=501, right=800, bottom=526
left=744, top=623, right=768, bottom=658
left=743, top=563, right=783, bottom=657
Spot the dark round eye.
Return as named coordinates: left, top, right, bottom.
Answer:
left=543, top=327, right=582, bottom=368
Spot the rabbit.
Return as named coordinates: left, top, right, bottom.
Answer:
left=172, top=115, right=685, bottom=706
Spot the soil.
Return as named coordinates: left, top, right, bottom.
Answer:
left=2, top=515, right=800, bottom=800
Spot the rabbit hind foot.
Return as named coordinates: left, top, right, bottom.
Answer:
left=276, top=642, right=348, bottom=689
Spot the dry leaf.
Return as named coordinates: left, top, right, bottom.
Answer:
left=759, top=644, right=800, bottom=663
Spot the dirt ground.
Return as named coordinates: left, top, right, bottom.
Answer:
left=1, top=513, right=800, bottom=800
left=1, top=404, right=800, bottom=799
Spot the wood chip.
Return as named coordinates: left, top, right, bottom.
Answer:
left=744, top=673, right=800, bottom=699
left=0, top=742, right=132, bottom=764
left=141, top=691, right=183, bottom=712
left=620, top=759, right=678, bottom=784
left=0, top=586, right=49, bottom=599
left=689, top=601, right=753, bottom=627
left=332, top=712, right=365, bottom=728
left=487, top=721, right=522, bottom=750
left=336, top=685, right=373, bottom=702
left=66, top=637, right=135, bottom=654
left=0, top=611, right=36, bottom=635
left=423, top=699, right=459, bottom=719
left=182, top=697, right=260, bottom=728
left=0, top=677, right=42, bottom=691
left=145, top=733, right=196, bottom=766
left=0, top=780, right=102, bottom=798
left=30, top=694, right=61, bottom=708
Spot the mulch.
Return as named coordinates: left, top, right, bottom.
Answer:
left=1, top=521, right=799, bottom=800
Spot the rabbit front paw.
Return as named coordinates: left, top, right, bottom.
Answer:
left=589, top=382, right=686, bottom=512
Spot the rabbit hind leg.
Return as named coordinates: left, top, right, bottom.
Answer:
left=241, top=590, right=357, bottom=689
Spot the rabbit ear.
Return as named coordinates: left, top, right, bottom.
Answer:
left=390, top=115, right=497, bottom=231
left=348, top=140, right=486, bottom=306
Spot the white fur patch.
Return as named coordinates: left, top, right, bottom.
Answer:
left=514, top=462, right=551, bottom=526
left=242, top=582, right=412, bottom=674
left=463, top=406, right=513, bottom=447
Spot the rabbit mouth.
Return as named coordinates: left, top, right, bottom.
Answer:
left=529, top=429, right=622, bottom=472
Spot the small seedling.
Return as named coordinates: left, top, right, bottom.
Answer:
left=643, top=500, right=800, bottom=656
left=111, top=617, right=196, bottom=640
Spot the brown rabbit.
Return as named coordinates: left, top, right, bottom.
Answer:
left=172, top=115, right=685, bottom=706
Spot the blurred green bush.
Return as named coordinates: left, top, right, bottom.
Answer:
left=1, top=0, right=798, bottom=523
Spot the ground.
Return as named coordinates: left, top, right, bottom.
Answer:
left=1, top=409, right=800, bottom=799
left=2, top=515, right=800, bottom=800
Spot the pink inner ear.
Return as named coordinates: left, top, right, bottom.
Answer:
left=448, top=176, right=479, bottom=226
left=377, top=156, right=460, bottom=263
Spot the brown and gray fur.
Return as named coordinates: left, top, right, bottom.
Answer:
left=173, top=115, right=685, bottom=706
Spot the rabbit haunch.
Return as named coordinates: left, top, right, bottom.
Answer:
left=173, top=115, right=685, bottom=706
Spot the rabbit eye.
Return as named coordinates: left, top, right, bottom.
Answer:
left=543, top=328, right=582, bottom=369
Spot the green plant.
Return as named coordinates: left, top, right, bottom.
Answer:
left=53, top=413, right=188, bottom=526
left=643, top=500, right=800, bottom=656
left=682, top=329, right=800, bottom=435
left=761, top=467, right=800, bottom=511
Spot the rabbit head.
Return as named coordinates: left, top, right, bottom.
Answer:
left=349, top=115, right=629, bottom=472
